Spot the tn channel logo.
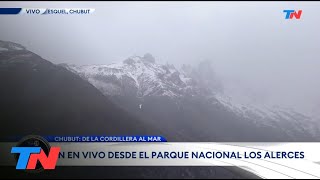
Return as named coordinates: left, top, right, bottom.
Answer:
left=11, top=135, right=60, bottom=171
left=283, top=10, right=302, bottom=19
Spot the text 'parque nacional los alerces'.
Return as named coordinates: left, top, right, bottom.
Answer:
left=59, top=151, right=305, bottom=160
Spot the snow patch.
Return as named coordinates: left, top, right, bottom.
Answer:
left=0, top=47, right=8, bottom=51
left=10, top=45, right=23, bottom=50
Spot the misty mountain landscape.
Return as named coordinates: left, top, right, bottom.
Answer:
left=1, top=39, right=319, bottom=178
left=1, top=40, right=319, bottom=141
left=62, top=52, right=320, bottom=142
left=1, top=40, right=318, bottom=179
left=1, top=2, right=320, bottom=179
left=0, top=40, right=157, bottom=137
left=0, top=40, right=265, bottom=179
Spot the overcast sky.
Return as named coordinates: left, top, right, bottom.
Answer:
left=0, top=1, right=319, bottom=116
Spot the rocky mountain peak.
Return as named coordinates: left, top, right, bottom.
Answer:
left=62, top=55, right=227, bottom=98
left=123, top=53, right=156, bottom=66
left=142, top=53, right=155, bottom=63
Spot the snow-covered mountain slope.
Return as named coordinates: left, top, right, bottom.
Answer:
left=214, top=94, right=320, bottom=138
left=0, top=40, right=26, bottom=52
left=62, top=54, right=202, bottom=98
left=62, top=54, right=320, bottom=139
